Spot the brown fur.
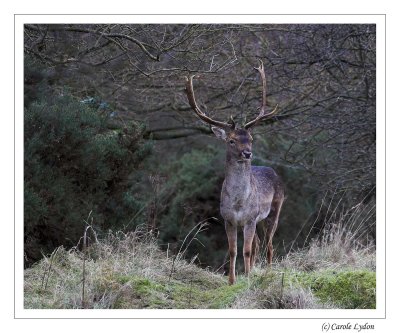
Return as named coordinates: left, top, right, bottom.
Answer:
left=212, top=127, right=284, bottom=284
left=185, top=61, right=283, bottom=285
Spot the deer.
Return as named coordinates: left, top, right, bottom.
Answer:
left=184, top=60, right=284, bottom=284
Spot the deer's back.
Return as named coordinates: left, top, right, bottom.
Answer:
left=251, top=166, right=284, bottom=206
left=251, top=166, right=283, bottom=193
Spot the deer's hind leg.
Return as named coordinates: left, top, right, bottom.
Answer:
left=263, top=198, right=284, bottom=265
left=250, top=231, right=260, bottom=270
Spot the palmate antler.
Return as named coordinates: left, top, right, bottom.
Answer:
left=185, top=60, right=278, bottom=130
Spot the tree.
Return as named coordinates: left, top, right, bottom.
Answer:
left=24, top=24, right=376, bottom=267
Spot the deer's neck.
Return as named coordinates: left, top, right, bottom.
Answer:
left=224, top=154, right=252, bottom=197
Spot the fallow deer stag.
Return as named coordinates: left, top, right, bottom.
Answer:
left=184, top=60, right=284, bottom=284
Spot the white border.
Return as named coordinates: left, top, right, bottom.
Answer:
left=15, top=14, right=385, bottom=319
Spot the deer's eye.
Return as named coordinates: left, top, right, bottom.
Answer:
left=229, top=140, right=235, bottom=145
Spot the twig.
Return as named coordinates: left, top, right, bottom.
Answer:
left=41, top=247, right=60, bottom=291
left=279, top=272, right=285, bottom=308
left=187, top=269, right=195, bottom=308
left=168, top=218, right=214, bottom=282
left=81, top=211, right=98, bottom=309
left=81, top=226, right=88, bottom=309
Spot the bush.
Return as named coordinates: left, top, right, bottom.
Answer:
left=24, top=91, right=151, bottom=266
left=157, top=147, right=226, bottom=267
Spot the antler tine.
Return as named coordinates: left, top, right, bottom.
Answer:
left=185, top=76, right=234, bottom=130
left=256, top=59, right=267, bottom=116
left=229, top=115, right=236, bottom=129
left=244, top=60, right=279, bottom=129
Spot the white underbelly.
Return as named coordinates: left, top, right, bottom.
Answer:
left=255, top=208, right=271, bottom=223
left=231, top=210, right=248, bottom=226
left=228, top=206, right=271, bottom=227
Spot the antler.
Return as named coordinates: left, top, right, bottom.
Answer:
left=244, top=60, right=278, bottom=129
left=185, top=75, right=235, bottom=130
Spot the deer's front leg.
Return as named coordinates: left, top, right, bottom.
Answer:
left=225, top=221, right=237, bottom=285
left=243, top=222, right=257, bottom=277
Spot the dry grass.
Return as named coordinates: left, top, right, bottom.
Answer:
left=231, top=199, right=376, bottom=309
left=281, top=199, right=376, bottom=272
left=24, top=226, right=225, bottom=309
left=24, top=200, right=376, bottom=309
left=231, top=268, right=335, bottom=309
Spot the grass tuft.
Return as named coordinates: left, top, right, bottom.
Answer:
left=24, top=202, right=376, bottom=309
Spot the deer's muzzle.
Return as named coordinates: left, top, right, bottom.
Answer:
left=242, top=150, right=252, bottom=160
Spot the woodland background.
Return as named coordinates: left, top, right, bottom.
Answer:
left=24, top=24, right=376, bottom=271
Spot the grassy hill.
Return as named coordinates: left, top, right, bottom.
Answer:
left=24, top=219, right=376, bottom=309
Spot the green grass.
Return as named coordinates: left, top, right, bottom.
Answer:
left=23, top=232, right=251, bottom=309
left=229, top=268, right=375, bottom=309
left=81, top=271, right=248, bottom=309
left=291, top=270, right=376, bottom=309
left=24, top=224, right=376, bottom=309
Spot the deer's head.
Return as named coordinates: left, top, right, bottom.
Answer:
left=211, top=127, right=253, bottom=162
left=184, top=60, right=278, bottom=163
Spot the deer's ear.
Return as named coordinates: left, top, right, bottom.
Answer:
left=211, top=126, right=227, bottom=141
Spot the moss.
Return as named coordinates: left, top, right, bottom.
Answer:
left=165, top=277, right=247, bottom=309
left=209, top=280, right=248, bottom=308
left=167, top=283, right=205, bottom=308
left=111, top=274, right=248, bottom=309
left=250, top=271, right=284, bottom=289
left=113, top=276, right=170, bottom=309
left=24, top=233, right=376, bottom=310
left=291, top=270, right=376, bottom=309
left=24, top=258, right=376, bottom=309
left=243, top=269, right=375, bottom=309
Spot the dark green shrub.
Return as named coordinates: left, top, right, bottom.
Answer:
left=157, top=147, right=226, bottom=267
left=24, top=92, right=151, bottom=265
